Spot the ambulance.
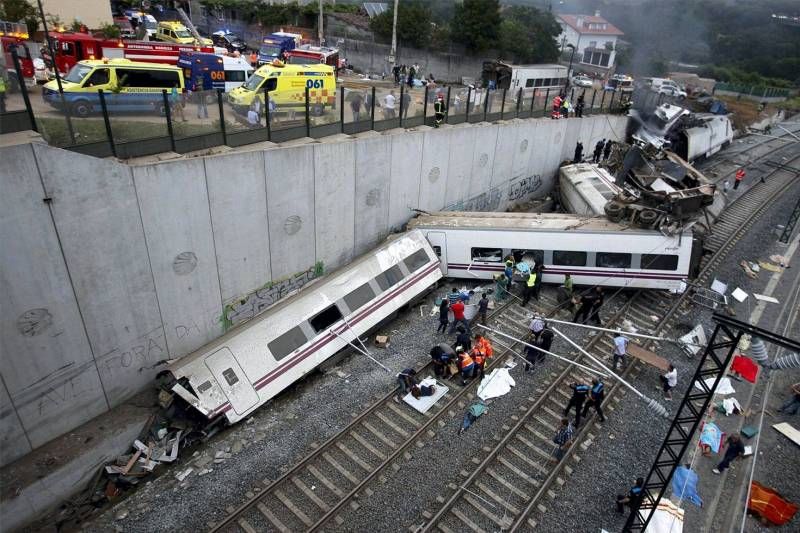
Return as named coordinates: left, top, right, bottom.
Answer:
left=227, top=61, right=335, bottom=116
left=154, top=21, right=212, bottom=46
left=42, top=58, right=185, bottom=117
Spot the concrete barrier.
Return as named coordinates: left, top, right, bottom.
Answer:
left=0, top=113, right=627, bottom=467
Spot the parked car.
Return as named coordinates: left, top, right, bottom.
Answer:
left=658, top=84, right=687, bottom=99
left=212, top=31, right=247, bottom=53
left=571, top=75, right=593, bottom=88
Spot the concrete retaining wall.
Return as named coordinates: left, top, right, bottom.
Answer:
left=0, top=115, right=627, bottom=466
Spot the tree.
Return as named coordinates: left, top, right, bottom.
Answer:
left=0, top=0, right=38, bottom=33
left=497, top=5, right=560, bottom=63
left=452, top=0, right=501, bottom=53
left=369, top=0, right=431, bottom=50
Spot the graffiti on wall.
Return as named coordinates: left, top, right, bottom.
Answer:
left=221, top=262, right=324, bottom=331
left=444, top=188, right=503, bottom=212
left=507, top=174, right=543, bottom=201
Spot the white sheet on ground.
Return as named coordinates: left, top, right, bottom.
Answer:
left=680, top=324, right=706, bottom=357
left=642, top=499, right=684, bottom=533
left=694, top=376, right=735, bottom=395
left=477, top=368, right=516, bottom=400
left=403, top=377, right=449, bottom=414
left=722, top=397, right=742, bottom=415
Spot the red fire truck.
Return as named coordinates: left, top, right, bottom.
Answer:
left=43, top=31, right=216, bottom=76
left=285, top=44, right=340, bottom=70
left=0, top=20, right=34, bottom=90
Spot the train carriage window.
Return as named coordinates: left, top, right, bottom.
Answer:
left=596, top=252, right=632, bottom=269
left=375, top=264, right=405, bottom=291
left=221, top=368, right=239, bottom=386
left=309, top=304, right=344, bottom=333
left=471, top=248, right=503, bottom=262
left=197, top=380, right=212, bottom=393
left=512, top=249, right=544, bottom=266
left=403, top=249, right=430, bottom=273
left=642, top=254, right=679, bottom=271
left=553, top=251, right=588, bottom=266
left=432, top=246, right=442, bottom=257
left=344, top=282, right=376, bottom=313
left=268, top=325, right=309, bottom=361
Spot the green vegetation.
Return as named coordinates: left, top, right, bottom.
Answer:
left=496, top=5, right=560, bottom=63
left=199, top=0, right=357, bottom=28
left=452, top=0, right=501, bottom=53
left=99, top=22, right=121, bottom=39
left=0, top=0, right=38, bottom=33
left=369, top=0, right=431, bottom=49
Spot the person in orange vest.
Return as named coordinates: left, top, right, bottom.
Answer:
left=471, top=334, right=494, bottom=378
left=249, top=50, right=258, bottom=68
left=552, top=94, right=563, bottom=119
left=456, top=347, right=476, bottom=386
left=734, top=168, right=746, bottom=190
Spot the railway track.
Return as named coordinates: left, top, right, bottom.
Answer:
left=416, top=151, right=800, bottom=533
left=209, top=147, right=799, bottom=533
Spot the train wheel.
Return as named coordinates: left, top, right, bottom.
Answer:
left=639, top=209, right=659, bottom=227
left=604, top=201, right=625, bottom=221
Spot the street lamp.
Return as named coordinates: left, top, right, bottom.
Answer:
left=565, top=43, right=576, bottom=92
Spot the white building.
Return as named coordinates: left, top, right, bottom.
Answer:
left=557, top=11, right=624, bottom=72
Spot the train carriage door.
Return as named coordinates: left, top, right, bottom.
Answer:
left=426, top=232, right=447, bottom=275
left=204, top=347, right=259, bottom=415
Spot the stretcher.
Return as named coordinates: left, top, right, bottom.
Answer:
left=626, top=343, right=670, bottom=371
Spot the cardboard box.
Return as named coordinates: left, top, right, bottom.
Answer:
left=374, top=335, right=390, bottom=348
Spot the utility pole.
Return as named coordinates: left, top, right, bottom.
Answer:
left=390, top=0, right=399, bottom=66
left=318, top=0, right=324, bottom=45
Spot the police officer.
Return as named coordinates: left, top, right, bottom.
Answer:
left=434, top=93, right=447, bottom=127
left=564, top=381, right=590, bottom=426
left=581, top=377, right=606, bottom=422
left=616, top=477, right=645, bottom=514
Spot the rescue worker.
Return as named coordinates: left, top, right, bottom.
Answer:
left=437, top=298, right=450, bottom=333
left=616, top=477, right=645, bottom=514
left=573, top=290, right=596, bottom=324
left=456, top=347, right=476, bottom=386
left=560, top=96, right=570, bottom=118
left=521, top=269, right=537, bottom=307
left=574, top=141, right=584, bottom=163
left=612, top=331, right=630, bottom=371
left=454, top=326, right=472, bottom=352
left=588, top=286, right=604, bottom=326
left=434, top=93, right=447, bottom=127
left=557, top=273, right=575, bottom=311
left=564, top=381, right=590, bottom=426
left=394, top=368, right=417, bottom=402
left=603, top=139, right=613, bottom=161
left=472, top=333, right=494, bottom=378
left=576, top=93, right=585, bottom=118
left=449, top=299, right=469, bottom=334
left=551, top=94, right=563, bottom=119
left=532, top=263, right=544, bottom=300
left=474, top=333, right=494, bottom=359
left=529, top=315, right=547, bottom=342
left=593, top=139, right=605, bottom=163
left=249, top=50, right=258, bottom=68
left=430, top=343, right=455, bottom=377
left=734, top=168, right=746, bottom=190
left=494, top=273, right=509, bottom=302
left=581, top=378, right=606, bottom=422
left=476, top=293, right=490, bottom=325
left=525, top=328, right=553, bottom=371
left=504, top=258, right=515, bottom=291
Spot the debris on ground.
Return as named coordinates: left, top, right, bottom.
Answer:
left=740, top=260, right=758, bottom=279
left=374, top=335, right=390, bottom=348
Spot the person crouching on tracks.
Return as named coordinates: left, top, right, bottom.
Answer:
left=456, top=347, right=476, bottom=386
left=394, top=368, right=418, bottom=403
left=616, top=477, right=645, bottom=514
left=564, top=381, right=590, bottom=426
left=529, top=315, right=547, bottom=343
left=525, top=328, right=554, bottom=372
left=581, top=378, right=607, bottom=422
left=430, top=343, right=456, bottom=378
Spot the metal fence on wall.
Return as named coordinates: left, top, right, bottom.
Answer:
left=2, top=57, right=637, bottom=160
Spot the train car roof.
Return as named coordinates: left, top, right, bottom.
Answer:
left=167, top=229, right=433, bottom=371
left=408, top=212, right=689, bottom=235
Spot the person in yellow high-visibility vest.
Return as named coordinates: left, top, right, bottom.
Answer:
left=0, top=75, right=7, bottom=114
left=522, top=270, right=537, bottom=307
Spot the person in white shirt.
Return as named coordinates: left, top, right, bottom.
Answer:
left=529, top=316, right=546, bottom=342
left=612, top=332, right=630, bottom=371
left=660, top=364, right=677, bottom=400
left=383, top=91, right=396, bottom=119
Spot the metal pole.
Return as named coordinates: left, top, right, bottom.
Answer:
left=216, top=89, right=227, bottom=145
left=465, top=86, right=472, bottom=122
left=529, top=88, right=536, bottom=116
left=476, top=325, right=610, bottom=377
left=516, top=88, right=522, bottom=118
left=318, top=0, right=324, bottom=45
left=37, top=0, right=74, bottom=144
left=10, top=47, right=37, bottom=132
left=340, top=87, right=345, bottom=132
left=389, top=0, right=399, bottom=71
left=445, top=86, right=451, bottom=123
left=162, top=90, right=176, bottom=152
left=543, top=317, right=705, bottom=348
left=305, top=86, right=311, bottom=137
left=483, top=88, right=489, bottom=121
left=599, top=90, right=606, bottom=111
left=609, top=89, right=616, bottom=112
left=589, top=89, right=596, bottom=110
left=97, top=90, right=116, bottom=157
left=543, top=88, right=550, bottom=114
left=265, top=88, right=271, bottom=140
left=370, top=86, right=376, bottom=130
left=500, top=88, right=506, bottom=119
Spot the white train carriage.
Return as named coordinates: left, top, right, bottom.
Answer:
left=679, top=114, right=733, bottom=162
left=408, top=212, right=694, bottom=291
left=558, top=163, right=622, bottom=216
left=164, top=230, right=442, bottom=424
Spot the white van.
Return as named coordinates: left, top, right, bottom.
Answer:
left=644, top=78, right=687, bottom=99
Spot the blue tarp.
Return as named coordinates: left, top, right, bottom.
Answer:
left=672, top=466, right=703, bottom=507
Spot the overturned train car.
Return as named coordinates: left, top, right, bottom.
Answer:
left=160, top=230, right=442, bottom=425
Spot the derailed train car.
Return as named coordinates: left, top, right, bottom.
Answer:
left=160, top=230, right=442, bottom=426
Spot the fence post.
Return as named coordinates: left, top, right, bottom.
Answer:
left=599, top=90, right=606, bottom=112
left=516, top=88, right=522, bottom=118
left=543, top=88, right=551, bottom=115
left=305, top=87, right=311, bottom=137
left=10, top=47, right=37, bottom=132
left=265, top=88, right=272, bottom=140
left=500, top=88, right=506, bottom=119
left=530, top=88, right=536, bottom=116
left=483, top=89, right=489, bottom=121
left=589, top=89, right=596, bottom=111
left=340, top=87, right=345, bottom=132
left=422, top=85, right=428, bottom=125
left=97, top=90, right=116, bottom=157
left=399, top=83, right=405, bottom=128
left=445, top=86, right=451, bottom=124
left=216, top=90, right=228, bottom=146
left=465, top=86, right=472, bottom=122
left=608, top=90, right=616, bottom=112
left=371, top=86, right=376, bottom=130
left=570, top=87, right=575, bottom=102
left=162, top=89, right=176, bottom=152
